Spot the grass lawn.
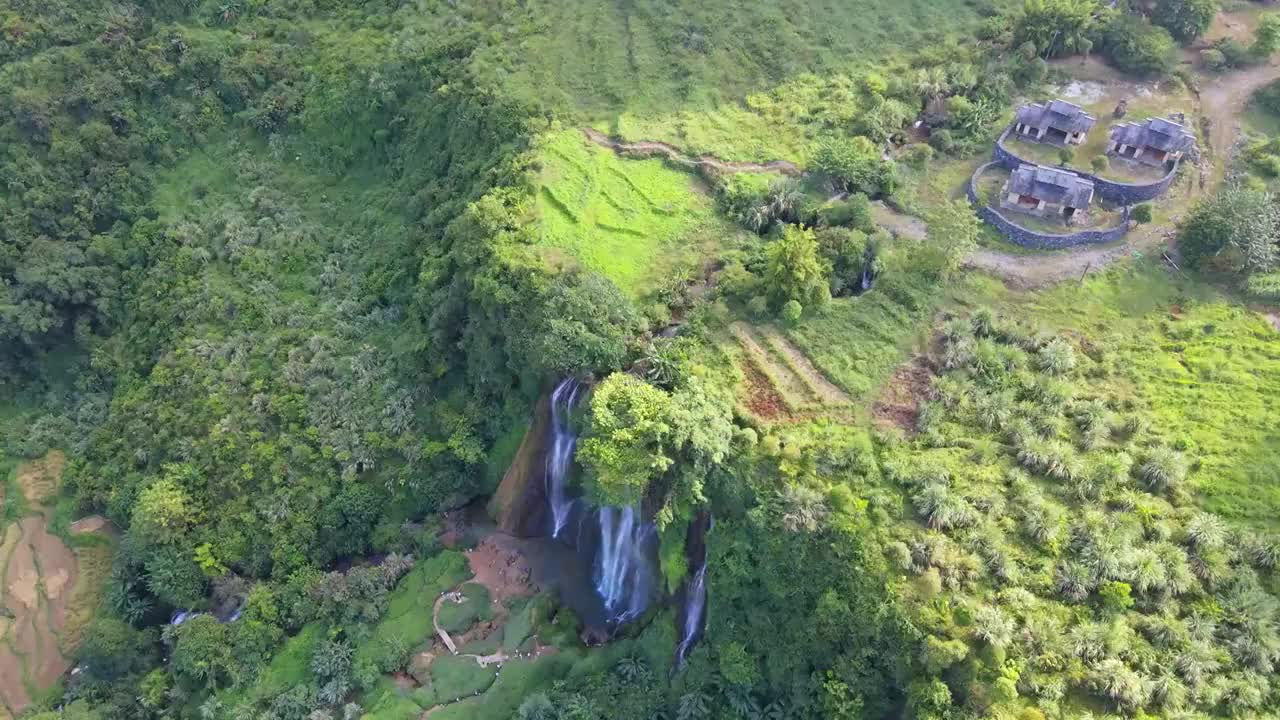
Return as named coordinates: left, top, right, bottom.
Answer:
left=354, top=552, right=471, bottom=668
left=534, top=130, right=736, bottom=297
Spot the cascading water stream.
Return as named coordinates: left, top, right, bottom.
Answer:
left=675, top=564, right=707, bottom=664
left=545, top=378, right=583, bottom=539
left=594, top=506, right=657, bottom=622
left=675, top=511, right=712, bottom=667
left=542, top=377, right=658, bottom=624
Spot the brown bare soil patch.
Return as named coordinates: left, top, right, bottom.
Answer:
left=740, top=360, right=787, bottom=421
left=730, top=323, right=816, bottom=407
left=0, top=453, right=107, bottom=715
left=873, top=356, right=934, bottom=433
left=464, top=535, right=534, bottom=605
left=68, top=515, right=114, bottom=537
left=0, top=643, right=30, bottom=713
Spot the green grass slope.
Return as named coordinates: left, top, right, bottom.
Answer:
left=534, top=130, right=733, bottom=296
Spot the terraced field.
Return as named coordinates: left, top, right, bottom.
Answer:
left=0, top=452, right=111, bottom=716
left=729, top=322, right=853, bottom=422
left=535, top=130, right=734, bottom=297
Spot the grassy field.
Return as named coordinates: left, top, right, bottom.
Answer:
left=992, top=262, right=1280, bottom=528
left=534, top=130, right=735, bottom=297
left=468, top=0, right=1013, bottom=121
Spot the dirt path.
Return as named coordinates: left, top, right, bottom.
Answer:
left=1199, top=60, right=1280, bottom=162
left=582, top=128, right=801, bottom=175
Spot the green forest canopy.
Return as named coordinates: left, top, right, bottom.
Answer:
left=1, top=0, right=1279, bottom=719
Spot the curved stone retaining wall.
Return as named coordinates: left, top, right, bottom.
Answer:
left=968, top=162, right=1130, bottom=249
left=993, top=125, right=1179, bottom=205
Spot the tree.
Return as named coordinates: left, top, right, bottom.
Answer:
left=577, top=373, right=675, bottom=507
left=171, top=616, right=233, bottom=690
left=921, top=200, right=981, bottom=278
left=765, top=226, right=830, bottom=310
left=132, top=467, right=198, bottom=544
left=1131, top=203, right=1153, bottom=224
left=1254, top=13, right=1280, bottom=57
left=1155, top=0, right=1218, bottom=43
left=1178, top=186, right=1279, bottom=273
left=812, top=136, right=896, bottom=195
left=1012, top=0, right=1106, bottom=59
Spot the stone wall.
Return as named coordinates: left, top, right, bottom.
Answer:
left=993, top=125, right=1179, bottom=205
left=968, top=162, right=1130, bottom=250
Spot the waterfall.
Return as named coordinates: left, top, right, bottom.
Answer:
left=594, top=506, right=656, bottom=622
left=857, top=246, right=876, bottom=294
left=545, top=378, right=583, bottom=539
left=539, top=377, right=659, bottom=626
left=675, top=564, right=707, bottom=664
left=675, top=512, right=713, bottom=667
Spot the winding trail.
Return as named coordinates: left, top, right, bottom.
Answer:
left=582, top=128, right=800, bottom=175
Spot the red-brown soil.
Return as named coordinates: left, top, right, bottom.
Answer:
left=873, top=356, right=934, bottom=433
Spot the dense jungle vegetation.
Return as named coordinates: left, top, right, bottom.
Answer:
left=1, top=0, right=1279, bottom=719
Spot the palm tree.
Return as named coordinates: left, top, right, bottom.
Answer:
left=676, top=692, right=711, bottom=720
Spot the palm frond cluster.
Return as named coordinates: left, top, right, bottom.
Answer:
left=881, top=309, right=1280, bottom=716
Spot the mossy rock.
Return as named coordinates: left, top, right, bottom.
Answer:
left=430, top=655, right=498, bottom=701
left=457, top=635, right=501, bottom=656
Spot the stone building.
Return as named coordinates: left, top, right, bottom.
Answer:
left=1001, top=164, right=1095, bottom=221
left=1107, top=116, right=1196, bottom=167
left=1012, top=99, right=1096, bottom=145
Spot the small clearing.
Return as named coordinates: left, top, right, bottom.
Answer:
left=730, top=323, right=819, bottom=409
left=16, top=450, right=65, bottom=505
left=872, top=356, right=934, bottom=433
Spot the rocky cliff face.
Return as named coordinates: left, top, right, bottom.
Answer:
left=488, top=390, right=553, bottom=537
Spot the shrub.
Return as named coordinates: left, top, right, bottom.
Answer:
left=902, top=143, right=934, bottom=169
left=1215, top=37, right=1252, bottom=68
left=1099, top=581, right=1135, bottom=612
left=929, top=128, right=956, bottom=154
left=1091, top=155, right=1109, bottom=172
left=1254, top=13, right=1280, bottom=57
left=1154, top=0, right=1217, bottom=43
left=781, top=299, right=803, bottom=324
left=1178, top=187, right=1280, bottom=273
left=1200, top=47, right=1228, bottom=71
left=1138, top=446, right=1188, bottom=493
left=1101, top=15, right=1178, bottom=77
left=1131, top=203, right=1153, bottom=224
left=1036, top=338, right=1077, bottom=375
left=1244, top=272, right=1280, bottom=299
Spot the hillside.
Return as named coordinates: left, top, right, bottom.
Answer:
left=1, top=1, right=1279, bottom=720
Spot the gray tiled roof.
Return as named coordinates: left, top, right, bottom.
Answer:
left=1015, top=99, right=1097, bottom=135
left=1008, top=164, right=1095, bottom=208
left=1109, top=117, right=1197, bottom=154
